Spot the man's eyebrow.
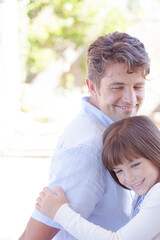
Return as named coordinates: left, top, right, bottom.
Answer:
left=108, top=82, right=125, bottom=87
left=109, top=82, right=145, bottom=87
left=110, top=82, right=125, bottom=85
left=134, top=82, right=145, bottom=85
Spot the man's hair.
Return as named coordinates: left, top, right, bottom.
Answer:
left=102, top=116, right=160, bottom=189
left=87, top=32, right=150, bottom=87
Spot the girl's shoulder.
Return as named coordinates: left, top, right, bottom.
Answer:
left=142, top=182, right=160, bottom=208
left=147, top=182, right=160, bottom=196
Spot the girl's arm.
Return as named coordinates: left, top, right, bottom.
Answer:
left=36, top=187, right=67, bottom=219
left=36, top=186, right=160, bottom=240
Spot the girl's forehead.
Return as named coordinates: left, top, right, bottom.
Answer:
left=114, top=157, right=144, bottom=169
left=113, top=159, right=131, bottom=168
left=113, top=158, right=137, bottom=168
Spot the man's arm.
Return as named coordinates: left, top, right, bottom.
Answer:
left=19, top=217, right=59, bottom=240
left=19, top=144, right=104, bottom=240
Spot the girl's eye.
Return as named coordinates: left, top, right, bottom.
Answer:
left=114, top=169, right=122, bottom=174
left=131, top=163, right=140, bottom=168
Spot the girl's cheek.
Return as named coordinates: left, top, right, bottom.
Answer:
left=117, top=175, right=124, bottom=185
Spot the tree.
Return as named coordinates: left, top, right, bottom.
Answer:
left=19, top=0, right=130, bottom=87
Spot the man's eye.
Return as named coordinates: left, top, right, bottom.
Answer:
left=134, top=86, right=144, bottom=90
left=111, top=87, right=123, bottom=90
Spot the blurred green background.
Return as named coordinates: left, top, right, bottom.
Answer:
left=19, top=0, right=129, bottom=89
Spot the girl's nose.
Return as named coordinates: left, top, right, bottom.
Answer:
left=124, top=171, right=136, bottom=184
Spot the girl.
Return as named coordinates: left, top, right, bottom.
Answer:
left=36, top=116, right=160, bottom=240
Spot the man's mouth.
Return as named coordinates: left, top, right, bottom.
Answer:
left=116, top=105, right=137, bottom=112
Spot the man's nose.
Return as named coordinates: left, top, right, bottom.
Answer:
left=122, top=88, right=136, bottom=104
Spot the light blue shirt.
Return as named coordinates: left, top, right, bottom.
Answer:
left=32, top=96, right=133, bottom=239
left=132, top=194, right=146, bottom=218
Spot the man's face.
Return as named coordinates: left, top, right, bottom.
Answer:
left=90, top=63, right=145, bottom=121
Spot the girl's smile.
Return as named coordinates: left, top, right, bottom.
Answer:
left=113, top=158, right=160, bottom=195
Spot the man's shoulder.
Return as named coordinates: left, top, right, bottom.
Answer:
left=67, top=112, right=106, bottom=134
left=58, top=114, right=105, bottom=150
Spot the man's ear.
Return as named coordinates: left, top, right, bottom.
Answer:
left=86, top=79, right=97, bottom=97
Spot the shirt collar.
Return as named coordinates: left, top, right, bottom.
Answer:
left=81, top=96, right=114, bottom=128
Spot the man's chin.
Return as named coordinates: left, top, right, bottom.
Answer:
left=117, top=112, right=137, bottom=121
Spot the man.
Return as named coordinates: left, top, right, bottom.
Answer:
left=19, top=32, right=150, bottom=239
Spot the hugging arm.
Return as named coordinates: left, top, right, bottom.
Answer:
left=36, top=187, right=113, bottom=240
left=36, top=185, right=160, bottom=240
left=19, top=145, right=104, bottom=239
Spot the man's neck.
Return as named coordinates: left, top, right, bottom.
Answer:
left=89, top=96, right=99, bottom=110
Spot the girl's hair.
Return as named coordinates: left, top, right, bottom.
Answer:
left=87, top=32, right=150, bottom=88
left=102, top=116, right=160, bottom=189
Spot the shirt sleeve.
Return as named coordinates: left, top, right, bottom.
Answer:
left=32, top=144, right=105, bottom=228
left=54, top=185, right=160, bottom=240
left=54, top=203, right=121, bottom=240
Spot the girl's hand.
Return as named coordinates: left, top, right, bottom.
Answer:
left=36, top=187, right=67, bottom=218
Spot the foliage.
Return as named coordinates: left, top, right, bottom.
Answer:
left=19, top=0, right=137, bottom=86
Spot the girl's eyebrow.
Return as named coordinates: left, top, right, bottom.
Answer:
left=113, top=167, right=120, bottom=171
left=113, top=161, right=133, bottom=170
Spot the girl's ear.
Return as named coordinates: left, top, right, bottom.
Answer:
left=86, top=79, right=97, bottom=97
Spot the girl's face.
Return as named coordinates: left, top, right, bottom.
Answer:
left=113, top=158, right=160, bottom=195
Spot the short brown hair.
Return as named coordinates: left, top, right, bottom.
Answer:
left=102, top=116, right=160, bottom=189
left=87, top=32, right=150, bottom=87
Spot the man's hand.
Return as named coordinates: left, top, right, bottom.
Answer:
left=36, top=187, right=68, bottom=219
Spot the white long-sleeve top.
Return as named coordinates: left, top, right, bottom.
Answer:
left=54, top=183, right=160, bottom=240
